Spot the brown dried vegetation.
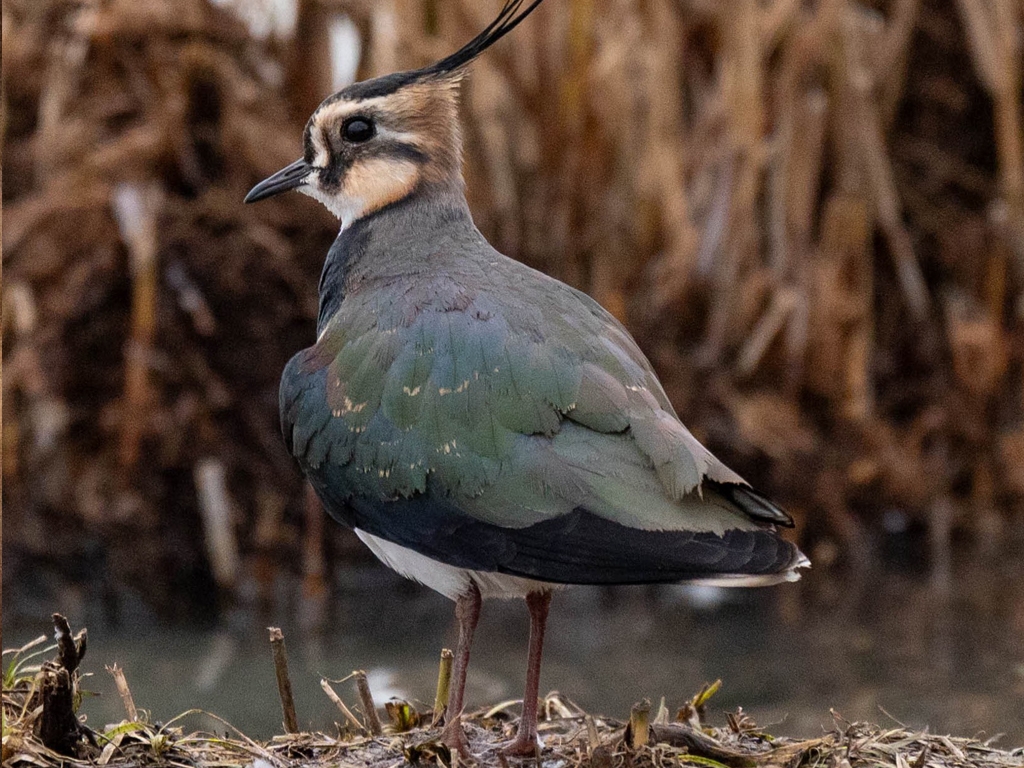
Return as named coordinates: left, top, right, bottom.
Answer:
left=2, top=0, right=1023, bottom=612
left=4, top=620, right=1023, bottom=768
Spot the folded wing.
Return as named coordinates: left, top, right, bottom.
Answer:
left=281, top=267, right=800, bottom=582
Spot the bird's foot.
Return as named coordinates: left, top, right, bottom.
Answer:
left=500, top=729, right=540, bottom=758
left=441, top=715, right=473, bottom=762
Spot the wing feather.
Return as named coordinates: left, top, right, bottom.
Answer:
left=281, top=265, right=786, bottom=541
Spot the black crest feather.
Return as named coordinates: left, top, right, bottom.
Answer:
left=422, top=0, right=547, bottom=77
left=324, top=0, right=546, bottom=102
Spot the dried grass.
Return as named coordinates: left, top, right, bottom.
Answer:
left=7, top=706, right=1023, bottom=768
left=2, top=0, right=1023, bottom=610
left=4, top=630, right=1023, bottom=768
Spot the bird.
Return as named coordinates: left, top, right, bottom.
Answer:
left=245, top=0, right=808, bottom=758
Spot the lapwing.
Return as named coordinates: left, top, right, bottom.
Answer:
left=245, top=0, right=808, bottom=756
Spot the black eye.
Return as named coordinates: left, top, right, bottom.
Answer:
left=342, top=117, right=375, bottom=143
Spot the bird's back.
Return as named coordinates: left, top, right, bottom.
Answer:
left=281, top=193, right=805, bottom=587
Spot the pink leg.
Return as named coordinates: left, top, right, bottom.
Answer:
left=441, top=583, right=481, bottom=758
left=502, top=590, right=552, bottom=756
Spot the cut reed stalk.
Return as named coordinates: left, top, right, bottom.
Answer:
left=106, top=664, right=138, bottom=722
left=628, top=698, right=651, bottom=750
left=268, top=627, right=299, bottom=734
left=353, top=670, right=383, bottom=736
left=432, top=648, right=454, bottom=727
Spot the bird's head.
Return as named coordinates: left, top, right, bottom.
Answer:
left=245, top=0, right=545, bottom=227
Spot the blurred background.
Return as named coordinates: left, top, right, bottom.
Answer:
left=3, top=0, right=1023, bottom=745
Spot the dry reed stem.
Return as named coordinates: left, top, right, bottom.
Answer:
left=431, top=648, right=454, bottom=727
left=112, top=182, right=162, bottom=468
left=194, top=458, right=241, bottom=591
left=955, top=0, right=1024, bottom=270
left=843, top=195, right=874, bottom=423
left=643, top=0, right=700, bottom=317
left=776, top=81, right=828, bottom=387
left=873, top=0, right=923, bottom=129
left=699, top=0, right=765, bottom=366
left=268, top=627, right=300, bottom=734
left=628, top=699, right=651, bottom=750
left=841, top=9, right=930, bottom=321
left=737, top=288, right=797, bottom=377
left=320, top=678, right=365, bottom=734
left=35, top=1, right=96, bottom=182
left=105, top=664, right=138, bottom=722
left=353, top=670, right=383, bottom=736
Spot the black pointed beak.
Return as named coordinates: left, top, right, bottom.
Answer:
left=244, top=158, right=312, bottom=203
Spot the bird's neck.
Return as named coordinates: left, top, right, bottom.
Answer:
left=315, top=180, right=480, bottom=334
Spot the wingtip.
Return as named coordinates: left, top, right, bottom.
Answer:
left=703, top=547, right=809, bottom=587
left=787, top=549, right=812, bottom=579
left=709, top=481, right=795, bottom=527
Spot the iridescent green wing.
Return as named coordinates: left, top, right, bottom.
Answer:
left=282, top=265, right=781, bottom=536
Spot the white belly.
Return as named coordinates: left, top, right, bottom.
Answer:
left=354, top=529, right=559, bottom=601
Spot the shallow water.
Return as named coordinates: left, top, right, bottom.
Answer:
left=6, top=550, right=1024, bottom=747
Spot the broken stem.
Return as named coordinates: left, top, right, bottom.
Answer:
left=353, top=670, right=383, bottom=736
left=106, top=664, right=138, bottom=722
left=267, top=627, right=299, bottom=734
left=432, top=648, right=454, bottom=727
left=52, top=613, right=85, bottom=674
left=320, top=678, right=365, bottom=734
left=628, top=698, right=651, bottom=750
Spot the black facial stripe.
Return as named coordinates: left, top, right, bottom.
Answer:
left=385, top=141, right=430, bottom=165
left=318, top=140, right=429, bottom=192
left=302, top=119, right=319, bottom=164
left=319, top=162, right=344, bottom=191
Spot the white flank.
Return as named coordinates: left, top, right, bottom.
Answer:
left=354, top=530, right=557, bottom=601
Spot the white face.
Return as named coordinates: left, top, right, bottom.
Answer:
left=245, top=81, right=461, bottom=219
left=300, top=154, right=421, bottom=230
left=247, top=0, right=546, bottom=222
left=300, top=99, right=426, bottom=229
